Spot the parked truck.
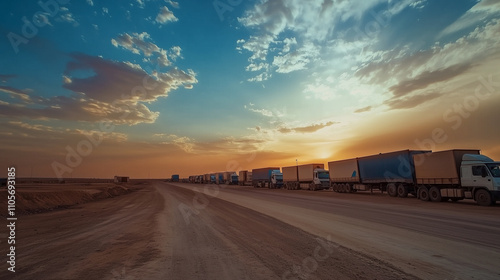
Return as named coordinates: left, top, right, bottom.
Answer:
left=215, top=172, right=225, bottom=184
left=413, top=149, right=500, bottom=206
left=328, top=149, right=430, bottom=195
left=222, top=171, right=238, bottom=185
left=238, top=171, right=253, bottom=186
left=171, top=174, right=180, bottom=182
left=252, top=167, right=283, bottom=188
left=209, top=173, right=216, bottom=184
left=283, top=163, right=330, bottom=190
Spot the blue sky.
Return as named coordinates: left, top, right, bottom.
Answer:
left=1, top=0, right=499, bottom=178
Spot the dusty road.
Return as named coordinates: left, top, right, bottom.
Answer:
left=2, top=181, right=499, bottom=279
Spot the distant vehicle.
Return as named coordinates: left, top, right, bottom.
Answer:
left=238, top=171, right=252, bottom=186
left=222, top=172, right=238, bottom=185
left=252, top=167, right=283, bottom=188
left=222, top=171, right=238, bottom=185
left=171, top=174, right=180, bottom=182
left=204, top=174, right=211, bottom=184
left=283, top=163, right=329, bottom=191
left=210, top=174, right=216, bottom=184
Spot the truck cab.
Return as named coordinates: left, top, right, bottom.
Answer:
left=460, top=154, right=500, bottom=205
left=230, top=173, right=239, bottom=185
left=271, top=170, right=283, bottom=188
left=313, top=169, right=330, bottom=189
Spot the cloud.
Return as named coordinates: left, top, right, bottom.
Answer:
left=86, top=0, right=94, bottom=6
left=245, top=104, right=283, bottom=118
left=0, top=53, right=197, bottom=125
left=236, top=0, right=433, bottom=85
left=57, top=7, right=79, bottom=27
left=34, top=12, right=52, bottom=27
left=355, top=18, right=500, bottom=110
left=111, top=32, right=173, bottom=67
left=354, top=106, right=372, bottom=113
left=165, top=0, right=179, bottom=9
left=156, top=6, right=178, bottom=24
left=136, top=0, right=145, bottom=9
left=384, top=92, right=441, bottom=110
left=247, top=72, right=271, bottom=82
left=278, top=121, right=337, bottom=134
left=0, top=74, right=16, bottom=83
left=272, top=42, right=320, bottom=73
left=389, top=63, right=474, bottom=97
left=438, top=0, right=500, bottom=38
left=0, top=86, right=32, bottom=102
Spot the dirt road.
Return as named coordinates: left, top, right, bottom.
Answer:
left=2, top=181, right=498, bottom=279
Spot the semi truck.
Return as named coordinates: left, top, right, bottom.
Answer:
left=282, top=163, right=330, bottom=190
left=252, top=167, right=283, bottom=188
left=413, top=149, right=500, bottom=206
left=223, top=171, right=239, bottom=185
left=238, top=170, right=252, bottom=186
left=171, top=174, right=180, bottom=182
left=328, top=149, right=430, bottom=195
left=216, top=173, right=225, bottom=184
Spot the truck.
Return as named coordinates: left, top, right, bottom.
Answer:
left=328, top=149, right=430, bottom=195
left=222, top=171, right=238, bottom=185
left=209, top=173, right=216, bottom=184
left=413, top=149, right=500, bottom=206
left=171, top=174, right=180, bottom=182
left=238, top=171, right=252, bottom=186
left=282, top=163, right=330, bottom=190
left=252, top=167, right=283, bottom=188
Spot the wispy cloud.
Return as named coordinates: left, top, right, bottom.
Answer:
left=156, top=6, right=178, bottom=24
left=111, top=32, right=179, bottom=67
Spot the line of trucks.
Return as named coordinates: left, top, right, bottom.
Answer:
left=180, top=149, right=500, bottom=206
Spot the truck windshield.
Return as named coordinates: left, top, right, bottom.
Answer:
left=318, top=172, right=329, bottom=179
left=487, top=164, right=500, bottom=177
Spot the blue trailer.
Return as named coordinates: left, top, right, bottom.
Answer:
left=171, top=174, right=180, bottom=182
left=329, top=149, right=430, bottom=196
left=251, top=167, right=283, bottom=188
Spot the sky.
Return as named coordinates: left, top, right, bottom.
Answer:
left=0, top=0, right=499, bottom=179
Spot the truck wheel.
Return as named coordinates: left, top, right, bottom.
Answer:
left=418, top=187, right=430, bottom=201
left=475, top=189, right=493, bottom=206
left=429, top=187, right=442, bottom=202
left=397, top=184, right=408, bottom=198
left=387, top=183, right=398, bottom=197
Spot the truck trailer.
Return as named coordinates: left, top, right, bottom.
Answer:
left=252, top=167, right=283, bottom=188
left=282, top=163, right=330, bottom=190
left=171, top=174, right=180, bottom=182
left=328, top=149, right=430, bottom=195
left=413, top=149, right=500, bottom=206
left=238, top=171, right=252, bottom=186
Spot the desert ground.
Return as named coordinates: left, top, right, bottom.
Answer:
left=1, top=181, right=499, bottom=280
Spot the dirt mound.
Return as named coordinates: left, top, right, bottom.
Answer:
left=0, top=185, right=134, bottom=215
